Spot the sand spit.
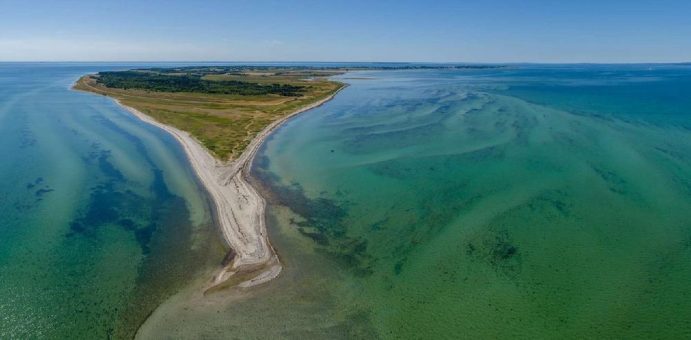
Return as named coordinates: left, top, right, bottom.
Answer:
left=82, top=83, right=345, bottom=289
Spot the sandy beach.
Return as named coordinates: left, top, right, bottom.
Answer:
left=95, top=84, right=345, bottom=289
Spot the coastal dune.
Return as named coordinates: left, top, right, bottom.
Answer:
left=108, top=87, right=344, bottom=289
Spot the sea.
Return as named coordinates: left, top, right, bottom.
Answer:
left=3, top=63, right=691, bottom=338
left=0, top=63, right=224, bottom=338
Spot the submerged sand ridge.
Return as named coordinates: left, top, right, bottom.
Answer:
left=80, top=84, right=345, bottom=290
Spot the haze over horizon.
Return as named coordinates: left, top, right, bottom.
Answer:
left=2, top=0, right=691, bottom=63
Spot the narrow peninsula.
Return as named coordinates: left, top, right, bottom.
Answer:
left=73, top=64, right=498, bottom=290
left=75, top=66, right=346, bottom=289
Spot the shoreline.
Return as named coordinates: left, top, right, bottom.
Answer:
left=76, top=79, right=347, bottom=289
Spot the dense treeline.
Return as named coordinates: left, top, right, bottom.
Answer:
left=95, top=71, right=305, bottom=96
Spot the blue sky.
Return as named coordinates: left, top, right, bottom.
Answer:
left=1, top=0, right=690, bottom=62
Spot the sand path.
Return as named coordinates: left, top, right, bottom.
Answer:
left=107, top=86, right=344, bottom=288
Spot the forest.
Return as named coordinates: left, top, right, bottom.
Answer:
left=95, top=71, right=306, bottom=96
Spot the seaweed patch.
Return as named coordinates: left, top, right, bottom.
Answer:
left=254, top=163, right=375, bottom=276
left=466, top=228, right=521, bottom=278
left=66, top=129, right=181, bottom=256
left=592, top=166, right=628, bottom=195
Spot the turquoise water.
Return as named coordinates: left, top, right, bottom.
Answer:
left=141, top=65, right=691, bottom=338
left=7, top=64, right=691, bottom=338
left=261, top=65, right=691, bottom=338
left=0, top=63, right=223, bottom=338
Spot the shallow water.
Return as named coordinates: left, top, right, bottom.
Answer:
left=141, top=65, right=691, bottom=338
left=10, top=64, right=691, bottom=338
left=0, top=63, right=224, bottom=338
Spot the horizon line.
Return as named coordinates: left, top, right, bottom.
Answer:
left=1, top=60, right=691, bottom=65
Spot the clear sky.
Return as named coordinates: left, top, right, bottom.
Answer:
left=1, top=0, right=690, bottom=63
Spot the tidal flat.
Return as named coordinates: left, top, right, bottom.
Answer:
left=140, top=65, right=691, bottom=338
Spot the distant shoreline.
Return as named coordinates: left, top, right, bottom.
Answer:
left=74, top=76, right=347, bottom=290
